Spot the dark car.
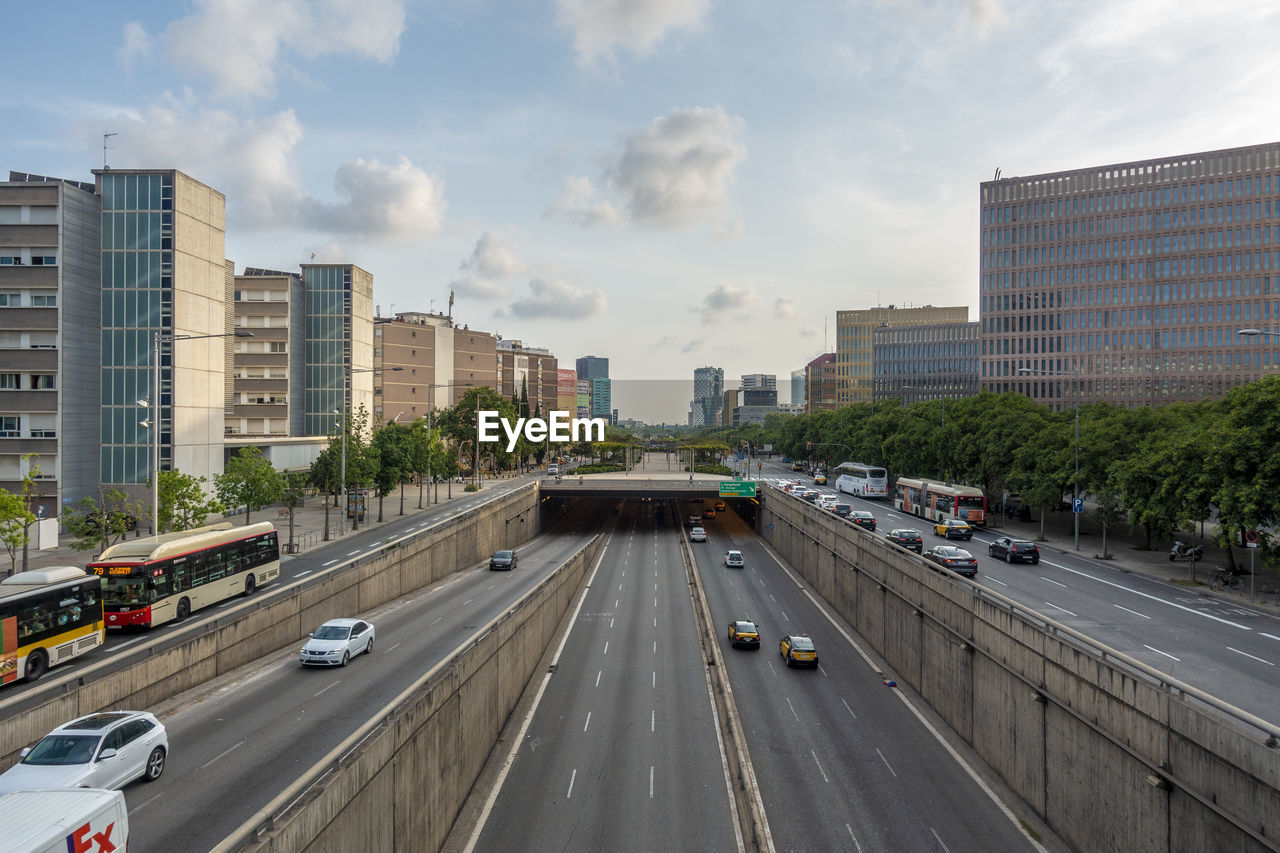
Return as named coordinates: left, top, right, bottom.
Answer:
left=849, top=510, right=877, bottom=532
left=799, top=490, right=820, bottom=503
left=923, top=545, right=978, bottom=578
left=886, top=528, right=924, bottom=553
left=832, top=503, right=853, bottom=518
left=489, top=549, right=517, bottom=571
left=989, top=536, right=1040, bottom=564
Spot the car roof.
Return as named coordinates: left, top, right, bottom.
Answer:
left=57, top=711, right=147, bottom=734
left=319, top=617, right=362, bottom=628
left=946, top=518, right=969, bottom=524
left=892, top=528, right=921, bottom=535
left=727, top=550, right=742, bottom=555
left=786, top=635, right=815, bottom=648
left=734, top=620, right=757, bottom=629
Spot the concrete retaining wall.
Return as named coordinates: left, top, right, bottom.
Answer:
left=761, top=492, right=1279, bottom=853
left=0, top=484, right=541, bottom=769
left=226, top=533, right=605, bottom=853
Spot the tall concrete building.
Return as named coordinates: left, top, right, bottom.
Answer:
left=373, top=311, right=498, bottom=423
left=804, top=353, right=838, bottom=413
left=301, top=263, right=373, bottom=436
left=94, top=168, right=232, bottom=494
left=873, top=321, right=980, bottom=402
left=790, top=368, right=805, bottom=410
left=497, top=338, right=559, bottom=414
left=836, top=305, right=969, bottom=403
left=230, top=268, right=305, bottom=437
left=981, top=141, right=1280, bottom=408
left=690, top=366, right=723, bottom=426
left=0, top=173, right=101, bottom=515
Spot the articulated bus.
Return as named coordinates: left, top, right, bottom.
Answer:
left=0, top=566, right=105, bottom=684
left=894, top=477, right=987, bottom=526
left=88, top=522, right=280, bottom=629
left=834, top=462, right=889, bottom=499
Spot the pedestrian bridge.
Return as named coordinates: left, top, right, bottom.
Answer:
left=538, top=476, right=749, bottom=500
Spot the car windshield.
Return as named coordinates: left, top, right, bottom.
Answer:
left=312, top=624, right=352, bottom=640
left=735, top=622, right=757, bottom=633
left=728, top=552, right=742, bottom=559
left=23, top=734, right=101, bottom=765
left=789, top=637, right=815, bottom=650
left=494, top=551, right=513, bottom=559
left=896, top=531, right=920, bottom=539
left=937, top=547, right=963, bottom=556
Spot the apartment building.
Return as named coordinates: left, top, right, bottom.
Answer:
left=374, top=311, right=498, bottom=422
left=230, top=268, right=304, bottom=437
left=980, top=141, right=1280, bottom=408
left=873, top=321, right=979, bottom=402
left=0, top=173, right=100, bottom=515
left=497, top=339, right=559, bottom=414
left=836, top=305, right=968, bottom=403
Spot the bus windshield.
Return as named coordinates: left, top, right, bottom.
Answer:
left=958, top=496, right=984, bottom=509
left=101, top=575, right=150, bottom=607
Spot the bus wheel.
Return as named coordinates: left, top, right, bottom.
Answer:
left=176, top=598, right=191, bottom=621
left=245, top=574, right=256, bottom=595
left=24, top=649, right=48, bottom=682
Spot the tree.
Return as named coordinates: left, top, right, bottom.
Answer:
left=65, top=488, right=146, bottom=554
left=280, top=471, right=308, bottom=552
left=17, top=453, right=48, bottom=572
left=215, top=446, right=283, bottom=526
left=0, top=489, right=35, bottom=577
left=154, top=470, right=223, bottom=533
left=371, top=422, right=409, bottom=522
left=309, top=443, right=342, bottom=541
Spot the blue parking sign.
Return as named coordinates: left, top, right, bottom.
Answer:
left=1072, top=498, right=1084, bottom=513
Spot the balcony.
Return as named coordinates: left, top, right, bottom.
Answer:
left=0, top=308, right=58, bottom=330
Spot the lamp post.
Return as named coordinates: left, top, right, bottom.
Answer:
left=418, top=382, right=474, bottom=506
left=142, top=329, right=253, bottom=535
left=1019, top=367, right=1081, bottom=551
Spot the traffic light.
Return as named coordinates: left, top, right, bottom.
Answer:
left=806, top=441, right=811, bottom=450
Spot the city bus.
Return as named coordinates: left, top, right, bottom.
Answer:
left=834, top=462, right=889, bottom=499
left=88, top=522, right=280, bottom=629
left=0, top=566, right=105, bottom=684
left=894, top=477, right=987, bottom=526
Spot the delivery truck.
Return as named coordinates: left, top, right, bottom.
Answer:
left=1, top=788, right=128, bottom=853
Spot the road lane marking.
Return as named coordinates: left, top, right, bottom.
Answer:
left=652, top=671, right=656, bottom=688
left=347, top=550, right=361, bottom=556
left=294, top=570, right=313, bottom=578
left=200, top=739, right=245, bottom=770
left=930, top=827, right=952, bottom=853
left=616, top=599, right=619, bottom=608
left=111, top=638, right=143, bottom=652
left=785, top=697, right=800, bottom=722
left=875, top=747, right=898, bottom=777
left=487, top=584, right=496, bottom=590
left=314, top=681, right=341, bottom=696
left=1143, top=644, right=1180, bottom=662
left=984, top=577, right=1008, bottom=587
left=430, top=616, right=442, bottom=625
left=603, top=641, right=609, bottom=655
left=567, top=769, right=577, bottom=799
left=780, top=610, right=788, bottom=622
left=463, top=598, right=473, bottom=606
left=649, top=765, right=655, bottom=798
left=1043, top=601, right=1077, bottom=617
left=610, top=618, right=615, bottom=629
left=323, top=560, right=338, bottom=566
left=1113, top=603, right=1151, bottom=619
left=810, top=750, right=830, bottom=783
left=1260, top=633, right=1280, bottom=643
left=651, top=710, right=655, bottom=732
left=1046, top=560, right=1256, bottom=630
left=846, top=825, right=863, bottom=853
left=1228, top=647, right=1275, bottom=666
left=584, top=711, right=591, bottom=732
left=1041, top=576, right=1067, bottom=588
left=595, top=670, right=602, bottom=687
left=842, top=698, right=857, bottom=720
left=653, top=640, right=657, bottom=655
left=386, top=642, right=401, bottom=653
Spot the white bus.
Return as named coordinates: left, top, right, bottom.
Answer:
left=834, top=462, right=889, bottom=499
left=88, top=522, right=280, bottom=629
left=0, top=567, right=104, bottom=684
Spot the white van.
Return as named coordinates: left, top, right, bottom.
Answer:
left=1, top=788, right=128, bottom=853
left=548, top=464, right=560, bottom=476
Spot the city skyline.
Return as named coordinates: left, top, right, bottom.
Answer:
left=4, top=2, right=1280, bottom=420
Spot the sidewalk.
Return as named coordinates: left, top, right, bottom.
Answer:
left=986, top=506, right=1280, bottom=614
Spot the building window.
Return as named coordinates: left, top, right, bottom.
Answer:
left=30, top=256, right=57, bottom=266
left=31, top=374, right=55, bottom=389
left=0, top=257, right=20, bottom=265
left=0, top=374, right=18, bottom=390
left=30, top=428, right=56, bottom=438
left=0, top=293, right=20, bottom=307
left=269, top=342, right=286, bottom=353
left=31, top=294, right=56, bottom=307
left=0, top=416, right=18, bottom=437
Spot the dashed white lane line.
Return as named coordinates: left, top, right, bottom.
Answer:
left=294, top=570, right=313, bottom=578
left=811, top=750, right=830, bottom=783
left=200, top=739, right=245, bottom=770
left=111, top=638, right=143, bottom=652
left=845, top=824, right=864, bottom=853
left=430, top=616, right=442, bottom=625
left=652, top=671, right=656, bottom=688
left=875, top=747, right=898, bottom=778
left=1228, top=647, right=1275, bottom=666
left=1143, top=644, right=1180, bottom=662
left=133, top=791, right=164, bottom=812
left=930, top=827, right=952, bottom=853
left=322, top=560, right=338, bottom=566
left=651, top=710, right=655, bottom=732
left=1113, top=603, right=1151, bottom=619
left=1043, top=601, right=1077, bottom=617
left=347, top=550, right=361, bottom=556
left=1260, top=632, right=1280, bottom=643
left=842, top=698, right=857, bottom=720
left=314, top=681, right=340, bottom=697
left=1040, top=576, right=1067, bottom=588
left=784, top=697, right=800, bottom=722
left=595, top=670, right=602, bottom=687
left=649, top=765, right=655, bottom=799
left=583, top=711, right=591, bottom=732
left=1047, top=560, right=1256, bottom=630
left=602, top=641, right=609, bottom=656
left=386, top=642, right=401, bottom=653
left=567, top=769, right=577, bottom=799
left=610, top=618, right=614, bottom=629
left=984, top=576, right=1008, bottom=587
left=463, top=598, right=473, bottom=606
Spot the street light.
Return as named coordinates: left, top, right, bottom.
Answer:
left=418, top=382, right=474, bottom=506
left=1238, top=328, right=1280, bottom=340
left=143, top=330, right=253, bottom=535
left=1018, top=367, right=1081, bottom=551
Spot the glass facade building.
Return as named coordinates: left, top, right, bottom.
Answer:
left=302, top=263, right=374, bottom=436
left=836, top=306, right=968, bottom=403
left=873, top=322, right=979, bottom=401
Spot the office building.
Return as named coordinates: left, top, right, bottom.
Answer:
left=837, top=305, right=968, bottom=403
left=576, top=355, right=608, bottom=381
left=301, top=263, right=373, bottom=435
left=231, top=268, right=305, bottom=437
left=94, top=168, right=232, bottom=494
left=0, top=173, right=101, bottom=515
left=805, top=353, right=838, bottom=413
left=497, top=338, right=559, bottom=414
left=374, top=311, right=498, bottom=423
left=980, top=141, right=1280, bottom=408
left=589, top=377, right=611, bottom=419
left=740, top=373, right=776, bottom=390
left=576, top=380, right=590, bottom=418
left=790, top=368, right=805, bottom=410
left=557, top=369, right=577, bottom=413
left=690, top=366, right=724, bottom=426
left=874, top=322, right=980, bottom=402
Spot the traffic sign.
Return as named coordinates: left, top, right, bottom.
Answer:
left=719, top=481, right=757, bottom=498
left=1246, top=529, right=1260, bottom=548
left=1072, top=498, right=1084, bottom=513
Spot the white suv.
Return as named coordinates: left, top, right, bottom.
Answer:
left=0, top=711, right=168, bottom=793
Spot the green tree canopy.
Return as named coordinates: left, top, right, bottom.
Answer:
left=215, top=446, right=284, bottom=526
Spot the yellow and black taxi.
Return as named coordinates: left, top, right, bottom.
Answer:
left=779, top=634, right=819, bottom=668
left=727, top=619, right=760, bottom=649
left=934, top=518, right=973, bottom=540
left=715, top=501, right=726, bottom=511
left=813, top=471, right=827, bottom=485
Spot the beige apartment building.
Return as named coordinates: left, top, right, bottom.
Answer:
left=374, top=312, right=498, bottom=422
left=230, top=268, right=304, bottom=437
left=496, top=339, right=559, bottom=414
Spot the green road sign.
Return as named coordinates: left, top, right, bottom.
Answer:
left=719, top=480, right=757, bottom=498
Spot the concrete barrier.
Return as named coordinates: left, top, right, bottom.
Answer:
left=0, top=484, right=541, bottom=769
left=760, top=491, right=1280, bottom=853
left=212, top=533, right=606, bottom=853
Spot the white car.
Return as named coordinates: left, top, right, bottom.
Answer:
left=300, top=618, right=375, bottom=666
left=818, top=495, right=839, bottom=509
left=689, top=526, right=707, bottom=542
left=0, top=710, right=168, bottom=794
left=724, top=550, right=744, bottom=568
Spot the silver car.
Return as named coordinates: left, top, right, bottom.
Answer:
left=0, top=711, right=168, bottom=793
left=300, top=618, right=376, bottom=666
left=724, top=550, right=744, bottom=568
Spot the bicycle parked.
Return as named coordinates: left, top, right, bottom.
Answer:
left=1209, top=567, right=1245, bottom=591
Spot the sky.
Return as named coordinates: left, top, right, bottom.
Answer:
left=5, top=0, right=1280, bottom=423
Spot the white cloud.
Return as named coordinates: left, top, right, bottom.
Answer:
left=163, top=0, right=406, bottom=99
left=311, top=156, right=446, bottom=242
left=607, top=107, right=747, bottom=227
left=701, top=282, right=757, bottom=316
left=555, top=0, right=709, bottom=64
left=450, top=274, right=510, bottom=300
left=118, top=22, right=151, bottom=67
left=462, top=231, right=527, bottom=279
left=503, top=277, right=607, bottom=320
left=544, top=176, right=622, bottom=228
left=774, top=297, right=798, bottom=319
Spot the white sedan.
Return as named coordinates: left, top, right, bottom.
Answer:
left=300, top=618, right=375, bottom=667
left=0, top=711, right=168, bottom=793
left=724, top=550, right=745, bottom=568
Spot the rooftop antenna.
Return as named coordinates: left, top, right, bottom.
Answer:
left=994, top=167, right=1002, bottom=180
left=448, top=289, right=455, bottom=322
left=429, top=298, right=436, bottom=313
left=103, top=132, right=118, bottom=170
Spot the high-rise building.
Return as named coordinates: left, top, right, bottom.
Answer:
left=790, top=368, right=805, bottom=409
left=0, top=173, right=101, bottom=515
left=589, top=377, right=611, bottom=419
left=836, top=305, right=968, bottom=403
left=575, top=380, right=590, bottom=418
left=373, top=311, right=497, bottom=423
left=575, top=355, right=608, bottom=381
left=231, top=268, right=305, bottom=437
left=301, top=264, right=373, bottom=436
left=690, top=366, right=724, bottom=426
left=740, top=373, right=776, bottom=390
left=557, top=369, right=577, bottom=413
left=804, top=353, right=838, bottom=413
left=94, top=168, right=232, bottom=493
left=980, top=141, right=1280, bottom=408
left=497, top=339, right=559, bottom=414
left=873, top=322, right=979, bottom=402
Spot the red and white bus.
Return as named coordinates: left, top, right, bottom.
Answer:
left=834, top=462, right=889, bottom=499
left=894, top=477, right=987, bottom=526
left=89, top=522, right=280, bottom=629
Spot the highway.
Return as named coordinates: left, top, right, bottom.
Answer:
left=472, top=499, right=741, bottom=852
left=122, top=500, right=607, bottom=853
left=689, top=499, right=1037, bottom=852
left=759, top=458, right=1280, bottom=724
